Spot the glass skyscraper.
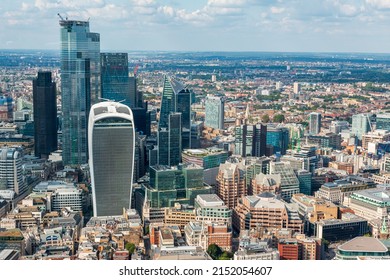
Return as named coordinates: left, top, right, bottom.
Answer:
left=234, top=124, right=267, bottom=157
left=88, top=101, right=135, bottom=217
left=101, top=53, right=130, bottom=107
left=33, top=71, right=58, bottom=159
left=205, top=95, right=224, bottom=130
left=155, top=72, right=190, bottom=169
left=266, top=125, right=289, bottom=155
left=309, top=112, right=321, bottom=135
left=59, top=19, right=100, bottom=165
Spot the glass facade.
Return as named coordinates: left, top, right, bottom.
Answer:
left=60, top=20, right=100, bottom=165
left=145, top=164, right=211, bottom=208
left=100, top=53, right=130, bottom=107
left=33, top=71, right=57, bottom=158
left=235, top=124, right=267, bottom=157
left=266, top=126, right=289, bottom=155
left=205, top=96, right=224, bottom=130
left=89, top=102, right=135, bottom=217
left=376, top=114, right=390, bottom=131
left=158, top=76, right=192, bottom=165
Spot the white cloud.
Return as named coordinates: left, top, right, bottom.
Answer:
left=207, top=0, right=247, bottom=7
left=366, top=0, right=390, bottom=9
left=270, top=6, right=285, bottom=14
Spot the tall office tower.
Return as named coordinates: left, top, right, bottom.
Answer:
left=296, top=169, right=312, bottom=195
left=216, top=162, right=246, bottom=209
left=234, top=124, right=267, bottom=157
left=158, top=113, right=182, bottom=166
left=59, top=19, right=100, bottom=165
left=205, top=95, right=224, bottom=130
left=134, top=134, right=147, bottom=182
left=33, top=71, right=57, bottom=159
left=352, top=114, right=371, bottom=141
left=376, top=113, right=390, bottom=131
left=88, top=101, right=135, bottom=217
left=293, top=82, right=301, bottom=94
left=100, top=53, right=130, bottom=105
left=309, top=112, right=321, bottom=135
left=159, top=76, right=192, bottom=151
left=266, top=124, right=289, bottom=155
left=0, top=147, right=27, bottom=197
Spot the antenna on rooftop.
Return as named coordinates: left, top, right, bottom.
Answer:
left=57, top=13, right=64, bottom=21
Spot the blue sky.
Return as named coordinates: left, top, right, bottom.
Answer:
left=1, top=0, right=390, bottom=52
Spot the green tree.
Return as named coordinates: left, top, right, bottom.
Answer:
left=218, top=251, right=233, bottom=260
left=125, top=242, right=136, bottom=258
left=261, top=114, right=270, bottom=123
left=207, top=244, right=223, bottom=260
left=273, top=114, right=285, bottom=123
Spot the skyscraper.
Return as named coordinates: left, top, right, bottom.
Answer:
left=266, top=125, right=289, bottom=155
left=88, top=101, right=135, bottom=217
left=205, top=95, right=224, bottom=130
left=352, top=114, right=371, bottom=141
left=59, top=19, right=100, bottom=165
left=100, top=53, right=130, bottom=107
left=158, top=112, right=182, bottom=166
left=234, top=124, right=267, bottom=157
left=0, top=147, right=27, bottom=197
left=159, top=76, right=192, bottom=152
left=33, top=71, right=57, bottom=158
left=309, top=112, right=321, bottom=135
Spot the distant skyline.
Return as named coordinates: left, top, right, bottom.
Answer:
left=2, top=0, right=390, bottom=53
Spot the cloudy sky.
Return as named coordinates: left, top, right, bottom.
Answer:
left=1, top=0, right=390, bottom=53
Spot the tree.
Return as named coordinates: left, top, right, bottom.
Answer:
left=125, top=242, right=136, bottom=257
left=273, top=114, right=285, bottom=123
left=261, top=114, right=270, bottom=123
left=218, top=251, right=233, bottom=260
left=207, top=244, right=223, bottom=260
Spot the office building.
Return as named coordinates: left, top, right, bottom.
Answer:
left=233, top=192, right=303, bottom=233
left=142, top=164, right=212, bottom=208
left=59, top=19, right=100, bottom=165
left=376, top=113, right=390, bottom=132
left=181, top=148, right=228, bottom=169
left=0, top=95, right=13, bottom=122
left=309, top=112, right=321, bottom=135
left=266, top=124, right=289, bottom=155
left=51, top=188, right=83, bottom=212
left=352, top=114, right=371, bottom=141
left=296, top=170, right=312, bottom=195
left=159, top=76, right=192, bottom=151
left=88, top=101, right=135, bottom=216
left=0, top=147, right=27, bottom=197
left=293, top=82, right=301, bottom=94
left=100, top=53, right=130, bottom=106
left=158, top=112, right=182, bottom=166
left=315, top=213, right=369, bottom=242
left=184, top=221, right=232, bottom=252
left=33, top=71, right=57, bottom=158
left=205, top=95, right=224, bottom=130
left=270, top=162, right=300, bottom=200
left=216, top=162, right=246, bottom=209
left=343, top=185, right=390, bottom=220
left=194, top=194, right=232, bottom=225
left=235, top=124, right=267, bottom=157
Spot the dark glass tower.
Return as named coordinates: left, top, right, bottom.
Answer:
left=158, top=76, right=191, bottom=165
left=234, top=124, right=267, bottom=157
left=158, top=112, right=182, bottom=166
left=101, top=53, right=130, bottom=107
left=59, top=19, right=100, bottom=165
left=33, top=71, right=58, bottom=158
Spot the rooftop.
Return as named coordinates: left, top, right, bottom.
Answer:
left=338, top=237, right=388, bottom=253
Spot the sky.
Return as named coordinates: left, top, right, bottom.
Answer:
left=1, top=0, right=390, bottom=53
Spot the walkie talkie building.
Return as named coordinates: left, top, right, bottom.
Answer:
left=88, top=101, right=135, bottom=217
